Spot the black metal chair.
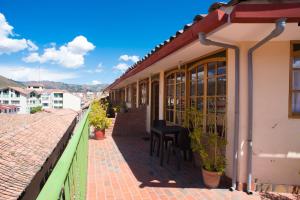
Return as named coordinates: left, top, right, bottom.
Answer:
left=166, top=128, right=194, bottom=170
left=151, top=120, right=174, bottom=156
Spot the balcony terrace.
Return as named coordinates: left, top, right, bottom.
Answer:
left=86, top=112, right=299, bottom=200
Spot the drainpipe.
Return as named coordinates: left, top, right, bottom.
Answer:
left=199, top=32, right=240, bottom=191
left=246, top=18, right=286, bottom=194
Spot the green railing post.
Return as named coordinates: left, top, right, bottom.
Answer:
left=37, top=108, right=90, bottom=200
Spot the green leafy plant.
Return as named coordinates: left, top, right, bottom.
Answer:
left=30, top=106, right=42, bottom=114
left=113, top=105, right=121, bottom=113
left=89, top=101, right=111, bottom=130
left=185, top=108, right=227, bottom=173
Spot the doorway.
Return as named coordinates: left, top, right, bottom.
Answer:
left=151, top=81, right=159, bottom=123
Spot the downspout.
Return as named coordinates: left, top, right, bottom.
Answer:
left=246, top=18, right=286, bottom=194
left=199, top=32, right=240, bottom=191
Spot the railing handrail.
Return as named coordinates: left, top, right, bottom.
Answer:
left=36, top=107, right=90, bottom=200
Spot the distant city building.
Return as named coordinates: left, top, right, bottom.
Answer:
left=0, top=104, right=18, bottom=114
left=0, top=86, right=82, bottom=114
left=26, top=83, right=44, bottom=91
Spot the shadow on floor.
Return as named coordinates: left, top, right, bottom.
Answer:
left=259, top=192, right=299, bottom=200
left=112, top=134, right=230, bottom=190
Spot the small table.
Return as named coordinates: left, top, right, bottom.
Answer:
left=150, top=125, right=183, bottom=166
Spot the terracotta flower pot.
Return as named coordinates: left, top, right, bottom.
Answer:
left=94, top=129, right=105, bottom=140
left=202, top=168, right=221, bottom=188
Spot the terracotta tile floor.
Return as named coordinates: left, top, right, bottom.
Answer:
left=87, top=132, right=298, bottom=200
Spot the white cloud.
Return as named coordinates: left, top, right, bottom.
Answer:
left=95, top=63, right=103, bottom=73
left=113, top=63, right=129, bottom=73
left=85, top=63, right=103, bottom=73
left=27, top=40, right=38, bottom=51
left=0, top=13, right=38, bottom=54
left=92, top=80, right=101, bottom=85
left=0, top=66, right=77, bottom=82
left=23, top=35, right=95, bottom=68
left=119, top=54, right=139, bottom=63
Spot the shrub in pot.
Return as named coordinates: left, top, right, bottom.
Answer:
left=186, top=108, right=227, bottom=188
left=89, top=101, right=111, bottom=140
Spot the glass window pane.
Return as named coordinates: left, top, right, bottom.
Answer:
left=197, top=79, right=204, bottom=96
left=190, top=81, right=196, bottom=96
left=170, top=85, right=174, bottom=96
left=217, top=61, right=226, bottom=75
left=207, top=78, right=216, bottom=96
left=293, top=70, right=300, bottom=90
left=190, top=98, right=196, bottom=108
left=198, top=65, right=204, bottom=80
left=181, top=83, right=185, bottom=96
left=292, top=92, right=300, bottom=114
left=207, top=63, right=216, bottom=77
left=216, top=97, right=226, bottom=113
left=217, top=76, right=226, bottom=95
left=176, top=73, right=181, bottom=82
left=293, top=43, right=300, bottom=52
left=191, top=69, right=196, bottom=81
left=166, top=110, right=169, bottom=121
left=293, top=57, right=300, bottom=68
left=170, top=97, right=174, bottom=109
left=181, top=73, right=185, bottom=83
left=170, top=110, right=174, bottom=122
left=176, top=84, right=180, bottom=96
left=167, top=74, right=174, bottom=84
left=207, top=97, right=216, bottom=113
left=197, top=98, right=203, bottom=112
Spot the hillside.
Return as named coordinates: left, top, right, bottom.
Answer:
left=0, top=75, right=25, bottom=88
left=24, top=81, right=108, bottom=93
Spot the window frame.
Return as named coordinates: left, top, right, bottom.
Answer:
left=164, top=69, right=186, bottom=125
left=289, top=41, right=300, bottom=118
left=188, top=56, right=227, bottom=136
left=139, top=78, right=149, bottom=106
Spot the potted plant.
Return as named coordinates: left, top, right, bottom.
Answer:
left=89, top=101, right=111, bottom=140
left=186, top=108, right=227, bottom=188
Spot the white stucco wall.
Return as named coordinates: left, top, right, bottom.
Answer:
left=63, top=93, right=81, bottom=111
left=251, top=41, right=300, bottom=185
left=226, top=41, right=300, bottom=186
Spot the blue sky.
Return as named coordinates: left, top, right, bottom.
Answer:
left=0, top=0, right=225, bottom=85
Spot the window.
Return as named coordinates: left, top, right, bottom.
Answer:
left=165, top=70, right=185, bottom=125
left=54, top=93, right=63, bottom=98
left=131, top=84, right=137, bottom=108
left=189, top=55, right=227, bottom=134
left=139, top=79, right=149, bottom=106
left=11, top=100, right=20, bottom=105
left=125, top=87, right=130, bottom=102
left=290, top=42, right=300, bottom=117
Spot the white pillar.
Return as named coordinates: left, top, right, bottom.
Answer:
left=136, top=81, right=139, bottom=108
left=159, top=71, right=164, bottom=120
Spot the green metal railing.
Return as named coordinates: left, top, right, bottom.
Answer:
left=37, top=108, right=90, bottom=200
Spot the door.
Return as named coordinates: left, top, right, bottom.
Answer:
left=151, top=81, right=159, bottom=123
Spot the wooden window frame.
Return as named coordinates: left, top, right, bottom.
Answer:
left=164, top=69, right=186, bottom=125
left=187, top=55, right=227, bottom=135
left=139, top=78, right=149, bottom=106
left=289, top=41, right=300, bottom=118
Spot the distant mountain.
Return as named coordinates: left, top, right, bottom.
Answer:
left=24, top=81, right=109, bottom=93
left=0, top=75, right=25, bottom=88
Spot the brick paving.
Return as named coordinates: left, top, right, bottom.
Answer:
left=87, top=120, right=299, bottom=200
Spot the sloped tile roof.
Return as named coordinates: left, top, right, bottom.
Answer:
left=0, top=109, right=77, bottom=199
